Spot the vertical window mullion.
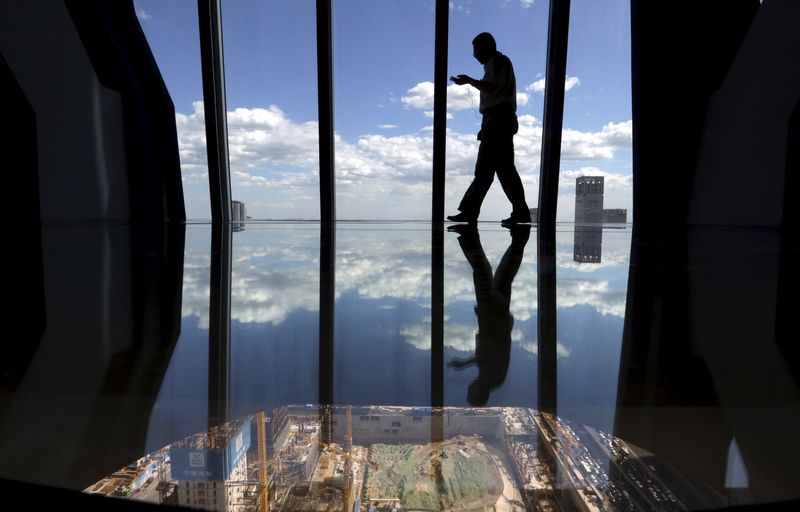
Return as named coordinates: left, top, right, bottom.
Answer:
left=317, top=0, right=335, bottom=223
left=197, top=0, right=232, bottom=223
left=537, top=0, right=571, bottom=229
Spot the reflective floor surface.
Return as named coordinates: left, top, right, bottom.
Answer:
left=1, top=222, right=798, bottom=511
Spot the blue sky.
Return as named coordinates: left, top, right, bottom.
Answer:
left=134, top=0, right=632, bottom=221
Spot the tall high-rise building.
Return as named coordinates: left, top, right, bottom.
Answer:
left=232, top=201, right=246, bottom=221
left=575, top=176, right=604, bottom=225
left=169, top=420, right=257, bottom=511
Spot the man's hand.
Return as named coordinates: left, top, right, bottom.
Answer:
left=451, top=74, right=473, bottom=86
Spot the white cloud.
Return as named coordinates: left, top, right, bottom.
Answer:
left=378, top=124, right=397, bottom=129
left=180, top=172, right=208, bottom=186
left=557, top=121, right=633, bottom=161
left=174, top=101, right=630, bottom=219
left=518, top=341, right=572, bottom=358
left=423, top=111, right=454, bottom=120
left=401, top=319, right=478, bottom=352
left=557, top=278, right=627, bottom=317
left=516, top=92, right=530, bottom=107
left=520, top=0, right=535, bottom=7
left=527, top=78, right=546, bottom=93
left=449, top=1, right=472, bottom=14
left=401, top=81, right=478, bottom=113
left=526, top=75, right=580, bottom=94
left=136, top=8, right=152, bottom=22
left=401, top=82, right=434, bottom=110
left=559, top=166, right=633, bottom=191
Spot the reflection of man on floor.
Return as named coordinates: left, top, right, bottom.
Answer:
left=448, top=32, right=531, bottom=225
left=448, top=224, right=530, bottom=406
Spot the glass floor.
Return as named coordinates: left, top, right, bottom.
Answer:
left=1, top=222, right=798, bottom=511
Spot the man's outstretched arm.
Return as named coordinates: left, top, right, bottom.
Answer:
left=452, top=74, right=498, bottom=95
left=452, top=60, right=508, bottom=95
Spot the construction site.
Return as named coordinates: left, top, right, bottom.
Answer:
left=361, top=435, right=505, bottom=511
left=85, top=405, right=723, bottom=512
left=268, top=406, right=526, bottom=512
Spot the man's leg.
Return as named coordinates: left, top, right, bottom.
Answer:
left=456, top=139, right=496, bottom=219
left=495, top=136, right=530, bottom=221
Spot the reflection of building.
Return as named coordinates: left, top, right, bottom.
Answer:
left=529, top=207, right=538, bottom=222
left=170, top=419, right=256, bottom=511
left=574, top=226, right=603, bottom=263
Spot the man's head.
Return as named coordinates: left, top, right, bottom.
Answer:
left=472, top=32, right=497, bottom=65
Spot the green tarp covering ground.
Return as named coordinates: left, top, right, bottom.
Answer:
left=364, top=437, right=502, bottom=510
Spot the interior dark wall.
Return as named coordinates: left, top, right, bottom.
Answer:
left=0, top=224, right=186, bottom=490
left=0, top=54, right=46, bottom=404
left=0, top=0, right=185, bottom=225
left=618, top=0, right=800, bottom=501
left=776, top=101, right=800, bottom=388
left=0, top=0, right=188, bottom=490
left=65, top=0, right=186, bottom=227
left=629, top=0, right=760, bottom=240
left=688, top=2, right=800, bottom=227
left=0, top=1, right=130, bottom=221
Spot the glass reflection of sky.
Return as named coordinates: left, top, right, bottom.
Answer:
left=147, top=226, right=212, bottom=453
left=556, top=227, right=630, bottom=446
left=147, top=224, right=631, bottom=452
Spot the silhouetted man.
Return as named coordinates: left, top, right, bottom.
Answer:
left=447, top=224, right=530, bottom=406
left=448, top=32, right=531, bottom=225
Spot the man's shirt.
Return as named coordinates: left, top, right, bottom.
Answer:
left=479, top=52, right=517, bottom=114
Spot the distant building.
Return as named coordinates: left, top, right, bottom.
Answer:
left=232, top=201, right=247, bottom=232
left=574, top=177, right=628, bottom=226
left=529, top=208, right=538, bottom=222
left=573, top=176, right=629, bottom=262
left=575, top=176, right=604, bottom=225
left=603, top=209, right=627, bottom=223
left=232, top=201, right=246, bottom=222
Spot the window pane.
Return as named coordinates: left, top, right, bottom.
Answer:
left=557, top=0, right=633, bottom=224
left=333, top=0, right=434, bottom=220
left=444, top=226, right=537, bottom=408
left=222, top=0, right=319, bottom=220
left=446, top=1, right=549, bottom=222
left=554, top=0, right=632, bottom=433
left=556, top=226, right=631, bottom=433
left=230, top=225, right=320, bottom=417
left=334, top=224, right=432, bottom=405
left=134, top=0, right=211, bottom=220
left=146, top=226, right=212, bottom=451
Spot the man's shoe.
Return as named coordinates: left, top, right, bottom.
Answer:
left=447, top=212, right=477, bottom=223
left=500, top=213, right=531, bottom=225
